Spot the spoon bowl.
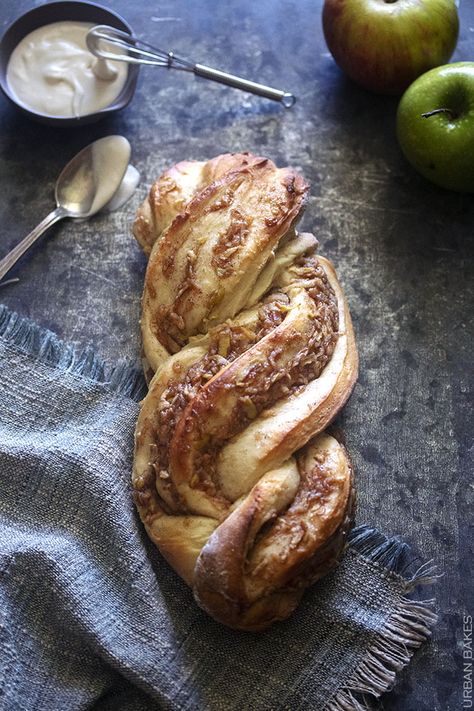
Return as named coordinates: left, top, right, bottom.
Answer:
left=56, top=135, right=131, bottom=216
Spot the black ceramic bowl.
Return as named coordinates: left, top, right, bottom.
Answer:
left=0, top=1, right=139, bottom=126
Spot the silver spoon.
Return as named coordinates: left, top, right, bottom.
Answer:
left=0, top=135, right=131, bottom=283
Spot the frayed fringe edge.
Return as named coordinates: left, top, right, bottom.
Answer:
left=0, top=304, right=146, bottom=402
left=327, top=526, right=439, bottom=711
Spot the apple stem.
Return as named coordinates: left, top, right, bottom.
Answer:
left=421, top=108, right=457, bottom=120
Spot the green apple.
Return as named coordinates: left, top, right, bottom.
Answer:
left=396, top=62, right=474, bottom=193
left=322, top=0, right=459, bottom=95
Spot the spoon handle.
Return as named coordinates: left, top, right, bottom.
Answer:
left=0, top=207, right=67, bottom=282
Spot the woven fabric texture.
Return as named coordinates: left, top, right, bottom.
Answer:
left=0, top=306, right=436, bottom=711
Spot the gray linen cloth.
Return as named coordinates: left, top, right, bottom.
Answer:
left=0, top=305, right=436, bottom=711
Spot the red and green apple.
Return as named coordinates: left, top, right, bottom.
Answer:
left=322, top=0, right=459, bottom=95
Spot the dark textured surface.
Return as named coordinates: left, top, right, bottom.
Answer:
left=0, top=1, right=472, bottom=709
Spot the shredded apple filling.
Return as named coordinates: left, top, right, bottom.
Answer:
left=150, top=258, right=339, bottom=506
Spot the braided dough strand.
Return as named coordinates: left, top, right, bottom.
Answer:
left=133, top=153, right=358, bottom=630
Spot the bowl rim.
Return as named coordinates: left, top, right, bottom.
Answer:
left=0, top=0, right=139, bottom=125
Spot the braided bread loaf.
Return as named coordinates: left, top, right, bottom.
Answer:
left=133, top=153, right=358, bottom=631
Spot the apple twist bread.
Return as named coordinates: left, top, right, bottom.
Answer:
left=132, top=153, right=358, bottom=631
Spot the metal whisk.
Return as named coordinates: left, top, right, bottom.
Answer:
left=86, top=25, right=296, bottom=108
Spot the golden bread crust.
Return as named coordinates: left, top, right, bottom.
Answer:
left=132, top=152, right=358, bottom=631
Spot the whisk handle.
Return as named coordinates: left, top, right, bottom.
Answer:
left=194, top=63, right=295, bottom=108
